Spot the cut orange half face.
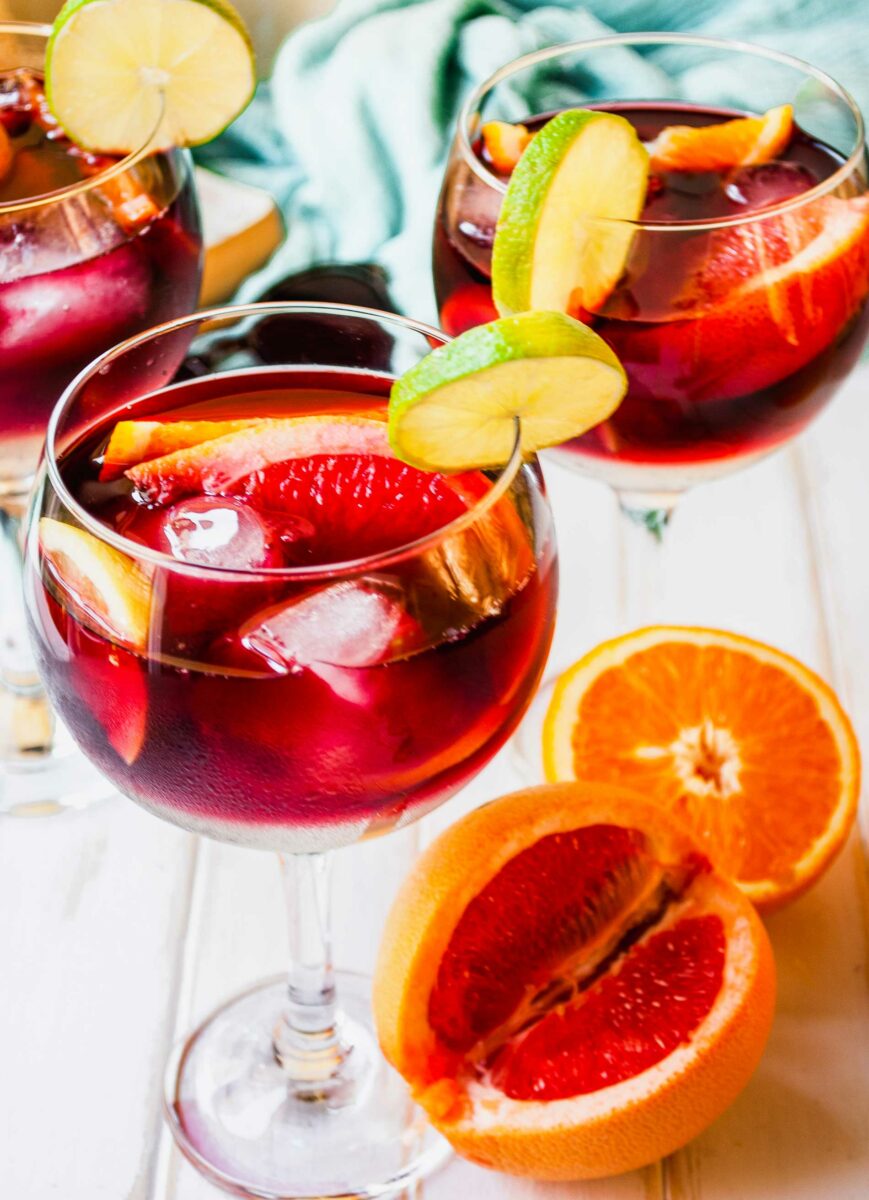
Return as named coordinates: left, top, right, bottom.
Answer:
left=374, top=783, right=775, bottom=1180
left=650, top=104, right=794, bottom=172
left=543, top=627, right=860, bottom=910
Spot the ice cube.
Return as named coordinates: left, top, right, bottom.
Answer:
left=725, top=162, right=817, bottom=212
left=0, top=240, right=151, bottom=363
left=446, top=170, right=502, bottom=276
left=243, top=580, right=409, bottom=669
left=159, top=497, right=284, bottom=571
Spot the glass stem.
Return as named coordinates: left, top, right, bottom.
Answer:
left=617, top=489, right=682, bottom=541
left=274, top=851, right=347, bottom=1097
left=0, top=501, right=53, bottom=760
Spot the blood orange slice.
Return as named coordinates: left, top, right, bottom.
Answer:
left=605, top=195, right=869, bottom=404
left=374, top=783, right=775, bottom=1180
left=543, top=627, right=860, bottom=910
left=231, top=452, right=471, bottom=565
left=125, top=415, right=392, bottom=505
left=100, top=418, right=263, bottom=480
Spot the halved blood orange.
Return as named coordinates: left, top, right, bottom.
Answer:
left=374, top=783, right=775, bottom=1180
left=543, top=628, right=860, bottom=910
left=650, top=104, right=793, bottom=172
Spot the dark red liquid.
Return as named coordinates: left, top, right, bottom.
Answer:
left=0, top=70, right=202, bottom=482
left=434, top=103, right=869, bottom=474
left=31, top=371, right=556, bottom=851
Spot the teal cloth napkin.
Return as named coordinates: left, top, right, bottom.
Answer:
left=195, top=0, right=869, bottom=322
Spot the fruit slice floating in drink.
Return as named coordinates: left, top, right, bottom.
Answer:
left=649, top=103, right=794, bottom=172
left=543, top=627, right=860, bottom=910
left=374, top=783, right=776, bottom=1180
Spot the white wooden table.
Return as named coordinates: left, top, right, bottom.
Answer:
left=4, top=364, right=869, bottom=1200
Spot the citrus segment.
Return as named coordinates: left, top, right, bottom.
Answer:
left=374, top=783, right=775, bottom=1180
left=603, top=195, right=869, bottom=404
left=0, top=124, right=11, bottom=182
left=543, top=627, right=860, bottom=909
left=490, top=914, right=725, bottom=1099
left=388, top=312, right=627, bottom=472
left=126, top=415, right=391, bottom=504
left=492, top=109, right=649, bottom=317
left=100, top=418, right=263, bottom=480
left=482, top=121, right=533, bottom=173
left=39, top=517, right=151, bottom=651
left=650, top=104, right=794, bottom=173
left=45, top=0, right=256, bottom=153
left=231, top=453, right=470, bottom=565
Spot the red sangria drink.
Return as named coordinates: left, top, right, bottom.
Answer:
left=33, top=376, right=554, bottom=851
left=434, top=35, right=869, bottom=524
left=24, top=303, right=557, bottom=1197
left=0, top=44, right=201, bottom=494
left=0, top=22, right=201, bottom=818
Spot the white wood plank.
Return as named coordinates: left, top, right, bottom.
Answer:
left=0, top=798, right=196, bottom=1200
left=648, top=380, right=869, bottom=1199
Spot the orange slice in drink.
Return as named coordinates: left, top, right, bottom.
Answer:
left=0, top=124, right=11, bottom=182
left=650, top=104, right=794, bottom=172
left=543, top=627, right=860, bottom=910
left=126, top=415, right=392, bottom=504
left=39, top=518, right=150, bottom=764
left=603, top=194, right=869, bottom=404
left=481, top=121, right=534, bottom=173
left=374, top=783, right=775, bottom=1180
left=100, top=418, right=264, bottom=480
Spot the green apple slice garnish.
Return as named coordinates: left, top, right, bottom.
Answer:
left=492, top=109, right=649, bottom=317
left=388, top=311, right=627, bottom=472
left=45, top=0, right=256, bottom=153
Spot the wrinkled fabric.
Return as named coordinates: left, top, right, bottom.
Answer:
left=195, top=0, right=869, bottom=320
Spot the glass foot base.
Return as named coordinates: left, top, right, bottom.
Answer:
left=0, top=716, right=117, bottom=816
left=165, top=972, right=452, bottom=1199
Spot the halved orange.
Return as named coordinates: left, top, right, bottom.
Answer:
left=650, top=104, right=793, bottom=172
left=374, top=783, right=775, bottom=1180
left=543, top=627, right=860, bottom=910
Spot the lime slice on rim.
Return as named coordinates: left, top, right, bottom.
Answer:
left=492, top=109, right=649, bottom=317
left=46, top=0, right=256, bottom=153
left=388, top=311, right=627, bottom=472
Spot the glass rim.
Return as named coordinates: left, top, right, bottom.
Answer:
left=457, top=31, right=867, bottom=232
left=44, top=301, right=526, bottom=583
left=0, top=20, right=167, bottom=214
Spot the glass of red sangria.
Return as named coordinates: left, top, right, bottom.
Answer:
left=0, top=21, right=202, bottom=812
left=24, top=301, right=557, bottom=1198
left=434, top=34, right=869, bottom=532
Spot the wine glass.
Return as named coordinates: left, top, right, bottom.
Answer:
left=0, top=20, right=202, bottom=814
left=24, top=302, right=557, bottom=1199
left=433, top=34, right=869, bottom=534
